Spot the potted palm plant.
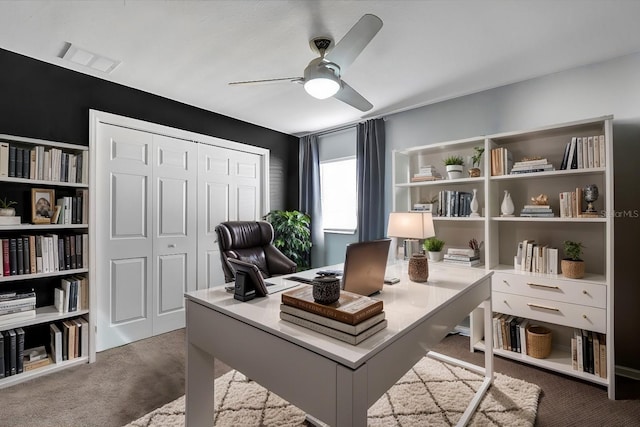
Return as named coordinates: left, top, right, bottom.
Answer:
left=469, top=146, right=484, bottom=177
left=561, top=240, right=585, bottom=279
left=423, top=237, right=445, bottom=261
left=263, top=210, right=312, bottom=270
left=443, top=155, right=464, bottom=179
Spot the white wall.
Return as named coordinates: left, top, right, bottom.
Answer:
left=384, top=51, right=640, bottom=372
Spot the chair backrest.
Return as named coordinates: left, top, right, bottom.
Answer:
left=215, top=221, right=288, bottom=283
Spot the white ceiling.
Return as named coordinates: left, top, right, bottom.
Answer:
left=1, top=1, right=640, bottom=137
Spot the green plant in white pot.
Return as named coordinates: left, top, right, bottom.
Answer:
left=423, top=237, right=445, bottom=261
left=0, top=197, right=17, bottom=216
left=443, top=155, right=464, bottom=180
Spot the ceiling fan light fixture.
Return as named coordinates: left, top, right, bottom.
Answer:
left=303, top=59, right=341, bottom=99
left=304, top=77, right=340, bottom=99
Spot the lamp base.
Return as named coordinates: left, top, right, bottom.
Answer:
left=403, top=239, right=420, bottom=260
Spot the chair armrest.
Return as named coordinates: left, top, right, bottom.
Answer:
left=264, top=245, right=297, bottom=276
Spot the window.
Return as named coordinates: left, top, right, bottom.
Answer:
left=320, top=157, right=357, bottom=232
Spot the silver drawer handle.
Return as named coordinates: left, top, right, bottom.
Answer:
left=527, top=283, right=560, bottom=290
left=527, top=302, right=560, bottom=311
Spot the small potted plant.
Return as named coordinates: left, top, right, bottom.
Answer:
left=469, top=146, right=484, bottom=177
left=424, top=237, right=445, bottom=261
left=0, top=197, right=17, bottom=216
left=443, top=155, right=464, bottom=180
left=561, top=240, right=585, bottom=279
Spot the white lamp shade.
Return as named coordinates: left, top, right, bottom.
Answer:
left=387, top=212, right=435, bottom=239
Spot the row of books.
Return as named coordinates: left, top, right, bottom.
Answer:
left=0, top=142, right=87, bottom=184
left=510, top=158, right=555, bottom=174
left=280, top=285, right=386, bottom=345
left=559, top=188, right=599, bottom=218
left=50, top=317, right=90, bottom=363
left=514, top=239, right=558, bottom=274
left=572, top=329, right=607, bottom=378
left=490, top=147, right=513, bottom=176
left=54, top=276, right=89, bottom=313
left=0, top=327, right=25, bottom=378
left=53, top=190, right=87, bottom=225
left=0, top=290, right=36, bottom=326
left=1, top=233, right=88, bottom=277
left=560, top=135, right=606, bottom=170
left=436, top=190, right=474, bottom=217
left=492, top=314, right=528, bottom=354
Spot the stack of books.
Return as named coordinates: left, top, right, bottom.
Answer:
left=510, top=158, right=555, bottom=174
left=442, top=248, right=481, bottom=266
left=520, top=204, right=554, bottom=217
left=280, top=286, right=386, bottom=345
left=0, top=290, right=36, bottom=326
left=410, top=165, right=442, bottom=182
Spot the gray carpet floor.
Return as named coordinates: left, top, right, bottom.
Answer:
left=1, top=329, right=638, bottom=426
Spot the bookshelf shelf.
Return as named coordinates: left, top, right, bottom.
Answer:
left=393, top=115, right=615, bottom=398
left=0, top=134, right=93, bottom=389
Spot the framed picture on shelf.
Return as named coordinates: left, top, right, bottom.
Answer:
left=31, top=188, right=55, bottom=224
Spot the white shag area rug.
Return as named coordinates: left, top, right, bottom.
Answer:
left=126, top=356, right=540, bottom=426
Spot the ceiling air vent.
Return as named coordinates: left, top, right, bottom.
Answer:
left=60, top=42, right=120, bottom=74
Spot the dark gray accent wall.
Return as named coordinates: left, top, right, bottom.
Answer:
left=0, top=48, right=299, bottom=211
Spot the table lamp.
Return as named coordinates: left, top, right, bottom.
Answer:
left=387, top=212, right=435, bottom=282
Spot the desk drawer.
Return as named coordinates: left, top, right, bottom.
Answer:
left=492, top=272, right=606, bottom=309
left=493, top=291, right=606, bottom=333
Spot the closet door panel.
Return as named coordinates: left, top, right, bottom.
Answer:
left=96, top=124, right=153, bottom=351
left=152, top=135, right=197, bottom=335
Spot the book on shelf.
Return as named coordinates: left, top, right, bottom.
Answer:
left=15, top=327, right=24, bottom=374
left=24, top=356, right=52, bottom=371
left=443, top=253, right=479, bottom=261
left=280, top=304, right=386, bottom=336
left=0, top=332, right=4, bottom=378
left=49, top=323, right=62, bottom=363
left=279, top=311, right=387, bottom=345
left=0, top=216, right=20, bottom=225
left=446, top=248, right=477, bottom=257
left=0, top=142, right=8, bottom=177
left=3, top=329, right=17, bottom=376
left=281, top=285, right=383, bottom=325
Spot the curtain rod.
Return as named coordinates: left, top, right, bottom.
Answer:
left=302, top=116, right=388, bottom=138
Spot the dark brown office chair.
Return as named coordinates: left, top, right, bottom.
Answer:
left=215, top=221, right=297, bottom=283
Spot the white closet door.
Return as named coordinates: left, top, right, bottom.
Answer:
left=151, top=134, right=197, bottom=335
left=96, top=124, right=153, bottom=351
left=197, top=144, right=263, bottom=289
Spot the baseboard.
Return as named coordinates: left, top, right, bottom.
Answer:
left=616, top=364, right=640, bottom=380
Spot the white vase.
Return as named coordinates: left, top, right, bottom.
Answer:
left=428, top=251, right=443, bottom=262
left=501, top=190, right=515, bottom=216
left=469, top=188, right=480, bottom=217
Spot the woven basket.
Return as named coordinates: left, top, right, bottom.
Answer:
left=526, top=325, right=552, bottom=359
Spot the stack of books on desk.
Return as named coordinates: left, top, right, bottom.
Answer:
left=443, top=248, right=481, bottom=267
left=280, top=286, right=386, bottom=345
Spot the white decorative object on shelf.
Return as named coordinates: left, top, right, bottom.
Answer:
left=500, top=190, right=515, bottom=217
left=470, top=189, right=480, bottom=217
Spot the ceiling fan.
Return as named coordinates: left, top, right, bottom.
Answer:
left=229, top=14, right=383, bottom=112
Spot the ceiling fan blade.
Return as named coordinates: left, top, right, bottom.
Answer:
left=333, top=80, right=373, bottom=112
left=229, top=77, right=303, bottom=86
left=325, top=14, right=382, bottom=72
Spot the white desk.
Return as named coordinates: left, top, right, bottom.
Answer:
left=185, top=262, right=493, bottom=427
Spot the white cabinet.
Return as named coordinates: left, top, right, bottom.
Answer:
left=0, top=134, right=93, bottom=389
left=392, top=115, right=615, bottom=398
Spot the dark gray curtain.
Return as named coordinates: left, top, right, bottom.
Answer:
left=299, top=134, right=325, bottom=267
left=356, top=118, right=386, bottom=241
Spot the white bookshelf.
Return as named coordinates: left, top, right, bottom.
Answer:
left=0, top=134, right=93, bottom=389
left=392, top=115, right=615, bottom=399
